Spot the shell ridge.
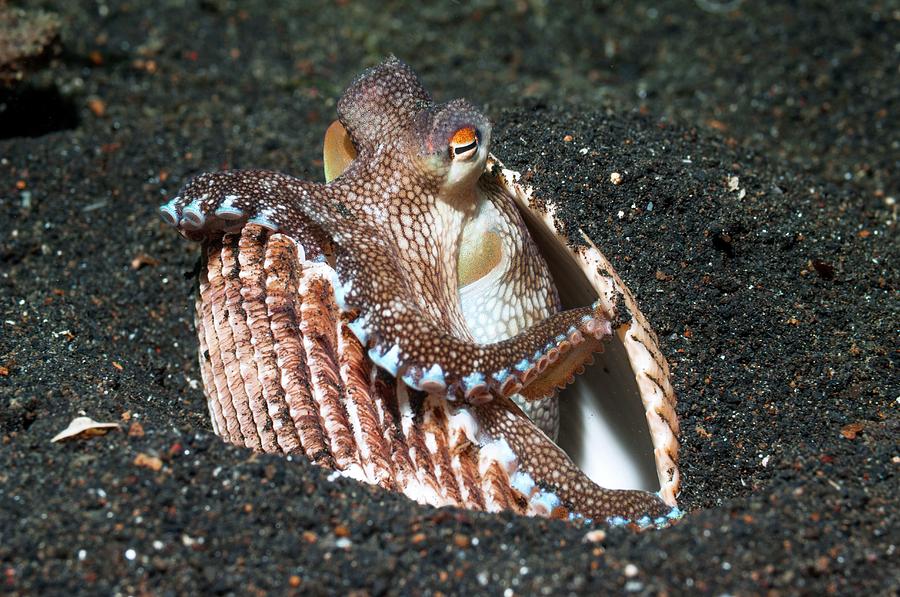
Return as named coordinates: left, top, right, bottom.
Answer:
left=451, top=437, right=487, bottom=510
left=297, top=263, right=365, bottom=477
left=396, top=383, right=447, bottom=506
left=216, top=237, right=264, bottom=449
left=336, top=319, right=397, bottom=488
left=370, top=372, right=422, bottom=496
left=202, top=239, right=245, bottom=444
left=241, top=232, right=306, bottom=454
left=446, top=409, right=488, bottom=510
left=262, top=238, right=335, bottom=465
left=235, top=230, right=280, bottom=453
left=263, top=234, right=330, bottom=455
left=196, top=241, right=236, bottom=442
left=195, top=282, right=227, bottom=438
left=421, top=396, right=466, bottom=506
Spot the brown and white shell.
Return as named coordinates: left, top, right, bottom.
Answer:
left=193, top=158, right=680, bottom=519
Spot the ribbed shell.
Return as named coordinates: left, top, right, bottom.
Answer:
left=195, top=225, right=564, bottom=517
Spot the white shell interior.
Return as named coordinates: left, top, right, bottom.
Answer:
left=515, top=202, right=660, bottom=493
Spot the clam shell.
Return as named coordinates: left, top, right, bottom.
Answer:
left=493, top=160, right=680, bottom=506
left=192, top=162, right=680, bottom=518
left=51, top=416, right=120, bottom=442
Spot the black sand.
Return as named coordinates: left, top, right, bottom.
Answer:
left=1, top=1, right=897, bottom=594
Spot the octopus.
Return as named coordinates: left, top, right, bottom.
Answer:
left=159, top=57, right=680, bottom=525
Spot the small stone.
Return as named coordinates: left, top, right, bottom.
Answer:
left=289, top=575, right=301, bottom=587
left=563, top=134, right=574, bottom=143
left=655, top=270, right=673, bottom=282
left=87, top=98, right=106, bottom=117
left=453, top=533, right=470, bottom=548
left=610, top=172, right=623, bottom=185
left=624, top=563, right=638, bottom=577
left=133, top=452, right=163, bottom=471
left=840, top=422, right=864, bottom=440
left=583, top=529, right=606, bottom=543
left=128, top=422, right=144, bottom=437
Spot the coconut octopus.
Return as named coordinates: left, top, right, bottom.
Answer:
left=159, top=57, right=680, bottom=526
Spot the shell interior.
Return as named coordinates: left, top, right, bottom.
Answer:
left=496, top=163, right=680, bottom=506
left=513, top=197, right=659, bottom=491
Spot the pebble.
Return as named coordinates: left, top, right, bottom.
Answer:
left=583, top=529, right=606, bottom=543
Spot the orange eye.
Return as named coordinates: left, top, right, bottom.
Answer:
left=449, top=126, right=479, bottom=161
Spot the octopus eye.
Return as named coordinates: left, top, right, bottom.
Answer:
left=449, top=126, right=479, bottom=161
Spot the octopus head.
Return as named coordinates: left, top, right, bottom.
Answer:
left=329, top=56, right=492, bottom=198
left=415, top=98, right=492, bottom=194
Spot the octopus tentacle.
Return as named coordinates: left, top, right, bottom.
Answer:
left=162, top=170, right=614, bottom=405
left=331, top=225, right=613, bottom=402
left=473, top=396, right=675, bottom=524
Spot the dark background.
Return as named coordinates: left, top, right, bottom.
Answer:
left=1, top=1, right=896, bottom=594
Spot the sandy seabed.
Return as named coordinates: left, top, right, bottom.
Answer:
left=1, top=1, right=896, bottom=594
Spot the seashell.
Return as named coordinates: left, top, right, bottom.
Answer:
left=51, top=416, right=120, bottom=442
left=191, top=157, right=679, bottom=523
left=493, top=161, right=680, bottom=507
left=166, top=58, right=681, bottom=525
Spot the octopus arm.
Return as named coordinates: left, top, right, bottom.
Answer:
left=330, top=226, right=615, bottom=404
left=159, top=169, right=332, bottom=246
left=162, top=168, right=616, bottom=407
left=475, top=396, right=677, bottom=524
